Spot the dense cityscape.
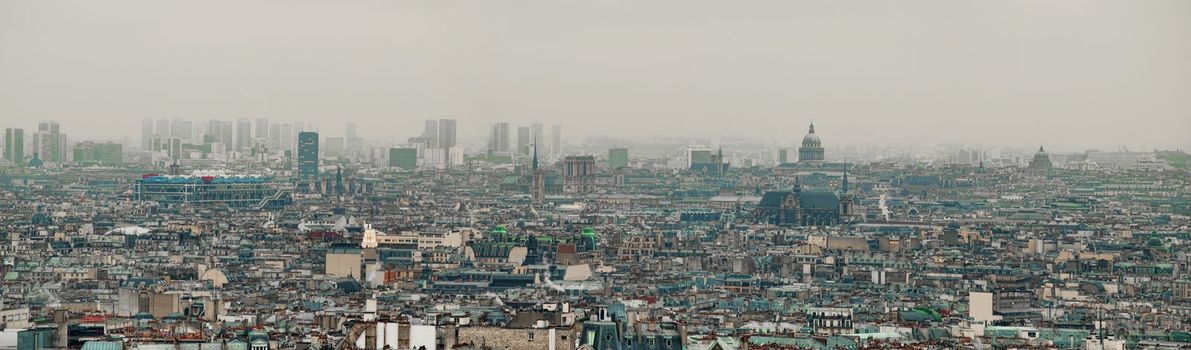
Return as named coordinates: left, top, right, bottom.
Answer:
left=0, top=117, right=1187, bottom=350
left=4, top=0, right=1191, bottom=349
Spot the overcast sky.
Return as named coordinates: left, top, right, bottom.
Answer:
left=2, top=0, right=1189, bottom=150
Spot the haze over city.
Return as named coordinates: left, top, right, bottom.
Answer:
left=4, top=1, right=1191, bottom=350
left=2, top=0, right=1189, bottom=150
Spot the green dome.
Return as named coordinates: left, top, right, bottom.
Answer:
left=580, top=227, right=597, bottom=237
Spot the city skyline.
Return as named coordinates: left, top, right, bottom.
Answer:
left=0, top=2, right=1189, bottom=349
left=2, top=0, right=1189, bottom=149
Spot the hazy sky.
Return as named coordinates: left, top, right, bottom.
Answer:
left=2, top=0, right=1189, bottom=150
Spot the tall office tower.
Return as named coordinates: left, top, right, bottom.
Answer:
left=268, top=123, right=281, bottom=151
left=490, top=122, right=511, bottom=153
left=168, top=137, right=181, bottom=160
left=220, top=121, right=234, bottom=148
left=531, top=122, right=543, bottom=149
left=36, top=120, right=62, bottom=163
left=141, top=119, right=154, bottom=150
left=437, top=119, right=457, bottom=149
left=609, top=148, right=629, bottom=170
left=172, top=119, right=193, bottom=144
left=517, top=126, right=530, bottom=155
left=344, top=122, right=362, bottom=159
left=324, top=137, right=345, bottom=158
left=423, top=120, right=439, bottom=147
left=297, top=132, right=319, bottom=182
left=278, top=123, right=293, bottom=154
left=156, top=118, right=171, bottom=138
left=437, top=119, right=457, bottom=165
left=551, top=124, right=561, bottom=155
left=180, top=120, right=194, bottom=142
left=236, top=118, right=252, bottom=151
left=255, top=118, right=269, bottom=140
left=4, top=128, right=24, bottom=166
left=204, top=120, right=220, bottom=142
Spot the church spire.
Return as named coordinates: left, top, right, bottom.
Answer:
left=532, top=138, right=539, bottom=171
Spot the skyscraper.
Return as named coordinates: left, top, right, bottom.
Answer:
left=297, top=132, right=319, bottom=183
left=437, top=119, right=458, bottom=167
left=35, top=120, right=62, bottom=163
left=220, top=121, right=235, bottom=149
left=141, top=119, right=154, bottom=150
left=517, top=126, right=530, bottom=155
left=171, top=118, right=191, bottom=140
left=423, top=120, right=439, bottom=148
left=278, top=123, right=294, bottom=154
left=344, top=122, right=362, bottom=160
left=490, top=122, right=510, bottom=153
left=345, top=122, right=357, bottom=139
left=156, top=118, right=170, bottom=139
left=236, top=118, right=252, bottom=152
left=531, top=122, right=544, bottom=151
left=268, top=123, right=281, bottom=151
left=551, top=124, right=562, bottom=155
left=438, top=119, right=457, bottom=149
left=4, top=128, right=24, bottom=166
left=255, top=118, right=269, bottom=140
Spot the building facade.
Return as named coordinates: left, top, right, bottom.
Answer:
left=297, top=132, right=320, bottom=184
left=799, top=123, right=825, bottom=163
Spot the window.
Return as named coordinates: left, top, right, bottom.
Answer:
left=528, top=332, right=535, bottom=340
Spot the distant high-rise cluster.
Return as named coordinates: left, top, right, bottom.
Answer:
left=3, top=128, right=24, bottom=166
left=485, top=121, right=561, bottom=165
left=139, top=118, right=314, bottom=164
left=33, top=120, right=66, bottom=164
left=489, top=122, right=511, bottom=154
left=415, top=119, right=460, bottom=168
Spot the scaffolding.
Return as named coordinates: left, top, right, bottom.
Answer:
left=133, top=174, right=291, bottom=209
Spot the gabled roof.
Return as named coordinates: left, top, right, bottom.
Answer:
left=796, top=192, right=839, bottom=210
left=759, top=191, right=791, bottom=208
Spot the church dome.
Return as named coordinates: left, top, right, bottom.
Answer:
left=801, top=123, right=821, bottom=148
left=1028, top=145, right=1052, bottom=171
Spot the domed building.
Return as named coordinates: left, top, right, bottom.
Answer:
left=799, top=123, right=825, bottom=163
left=1028, top=146, right=1052, bottom=172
